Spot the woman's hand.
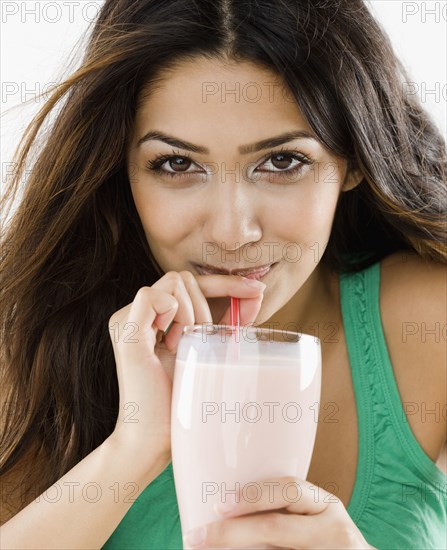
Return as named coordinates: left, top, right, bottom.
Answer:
left=184, top=476, right=376, bottom=550
left=107, top=270, right=266, bottom=464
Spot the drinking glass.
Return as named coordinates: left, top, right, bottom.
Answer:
left=171, top=324, right=321, bottom=550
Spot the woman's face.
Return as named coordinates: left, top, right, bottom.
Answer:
left=126, top=57, right=359, bottom=324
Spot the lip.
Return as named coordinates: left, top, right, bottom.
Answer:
left=194, top=262, right=278, bottom=280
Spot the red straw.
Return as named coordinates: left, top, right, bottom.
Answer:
left=229, top=297, right=241, bottom=359
left=230, top=297, right=240, bottom=327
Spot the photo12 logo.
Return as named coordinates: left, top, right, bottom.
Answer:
left=401, top=482, right=447, bottom=503
left=201, top=241, right=322, bottom=266
left=202, top=81, right=296, bottom=104
left=1, top=82, right=60, bottom=104
left=403, top=82, right=447, bottom=104
left=201, top=479, right=340, bottom=505
left=402, top=2, right=447, bottom=23
left=1, top=2, right=102, bottom=24
left=201, top=400, right=339, bottom=424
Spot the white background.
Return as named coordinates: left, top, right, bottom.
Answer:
left=1, top=1, right=446, bottom=207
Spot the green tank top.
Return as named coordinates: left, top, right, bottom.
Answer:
left=102, top=259, right=447, bottom=549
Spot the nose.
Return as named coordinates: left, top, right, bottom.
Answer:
left=202, top=178, right=262, bottom=251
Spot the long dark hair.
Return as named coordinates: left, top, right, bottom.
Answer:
left=1, top=0, right=445, bottom=521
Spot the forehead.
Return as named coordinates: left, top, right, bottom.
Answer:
left=132, top=57, right=312, bottom=142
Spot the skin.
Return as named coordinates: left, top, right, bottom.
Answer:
left=126, top=56, right=363, bottom=333
left=121, top=58, right=445, bottom=548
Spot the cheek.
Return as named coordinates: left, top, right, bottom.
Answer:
left=129, top=183, right=196, bottom=251
left=307, top=191, right=339, bottom=234
left=265, top=185, right=340, bottom=268
left=269, top=186, right=339, bottom=237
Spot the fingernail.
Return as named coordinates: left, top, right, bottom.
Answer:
left=243, top=278, right=266, bottom=289
left=215, top=493, right=237, bottom=515
left=184, top=525, right=207, bottom=548
left=163, top=320, right=174, bottom=335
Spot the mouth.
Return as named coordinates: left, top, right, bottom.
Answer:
left=193, top=262, right=278, bottom=281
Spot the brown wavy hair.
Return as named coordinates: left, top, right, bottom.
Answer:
left=1, top=0, right=446, bottom=522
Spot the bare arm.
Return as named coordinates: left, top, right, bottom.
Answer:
left=0, top=436, right=170, bottom=550
left=1, top=273, right=264, bottom=549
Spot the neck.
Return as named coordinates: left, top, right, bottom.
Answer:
left=258, top=262, right=341, bottom=339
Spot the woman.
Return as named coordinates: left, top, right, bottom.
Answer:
left=1, top=0, right=445, bottom=548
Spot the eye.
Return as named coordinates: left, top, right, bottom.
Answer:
left=145, top=152, right=203, bottom=179
left=160, top=156, right=192, bottom=172
left=145, top=147, right=314, bottom=183
left=256, top=149, right=313, bottom=181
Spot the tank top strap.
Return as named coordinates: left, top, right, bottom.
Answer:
left=339, top=260, right=447, bottom=522
left=339, top=262, right=378, bottom=521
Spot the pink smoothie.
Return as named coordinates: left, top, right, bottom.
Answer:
left=171, top=340, right=321, bottom=544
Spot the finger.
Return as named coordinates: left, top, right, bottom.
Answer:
left=214, top=476, right=338, bottom=518
left=195, top=273, right=266, bottom=326
left=163, top=273, right=265, bottom=350
left=177, top=270, right=213, bottom=325
left=207, top=505, right=373, bottom=550
left=194, top=274, right=266, bottom=298
left=151, top=272, right=266, bottom=352
left=112, top=287, right=179, bottom=365
left=184, top=514, right=270, bottom=550
left=185, top=513, right=315, bottom=550
left=151, top=272, right=197, bottom=351
left=156, top=270, right=213, bottom=352
left=151, top=271, right=196, bottom=326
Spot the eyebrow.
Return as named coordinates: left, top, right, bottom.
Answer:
left=137, top=130, right=319, bottom=154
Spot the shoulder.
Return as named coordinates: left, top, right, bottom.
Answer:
left=380, top=250, right=446, bottom=309
left=379, top=251, right=446, bottom=354
left=378, top=251, right=447, bottom=468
